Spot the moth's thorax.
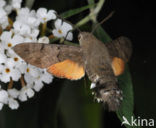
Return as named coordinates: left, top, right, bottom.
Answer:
left=78, top=32, right=96, bottom=49
left=78, top=32, right=110, bottom=59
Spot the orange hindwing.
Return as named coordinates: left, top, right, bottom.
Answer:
left=47, top=59, right=85, bottom=80
left=112, top=57, right=125, bottom=76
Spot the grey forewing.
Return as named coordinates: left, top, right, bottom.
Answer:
left=13, top=43, right=83, bottom=68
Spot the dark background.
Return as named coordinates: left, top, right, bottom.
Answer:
left=0, top=0, right=156, bottom=128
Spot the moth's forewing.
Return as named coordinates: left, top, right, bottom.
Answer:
left=13, top=43, right=60, bottom=68
left=13, top=43, right=84, bottom=68
left=13, top=43, right=85, bottom=80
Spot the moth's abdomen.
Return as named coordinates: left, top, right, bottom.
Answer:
left=91, top=82, right=123, bottom=111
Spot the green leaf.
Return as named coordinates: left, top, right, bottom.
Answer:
left=87, top=0, right=95, bottom=9
left=93, top=24, right=138, bottom=128
left=60, top=3, right=96, bottom=19
left=93, top=25, right=112, bottom=42
left=116, top=66, right=138, bottom=128
left=0, top=81, right=63, bottom=128
left=58, top=80, right=102, bottom=128
left=25, top=0, right=35, bottom=8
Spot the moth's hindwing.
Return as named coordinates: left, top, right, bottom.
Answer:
left=106, top=36, right=132, bottom=76
left=106, top=36, right=132, bottom=62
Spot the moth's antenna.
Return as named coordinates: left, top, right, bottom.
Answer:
left=73, top=25, right=81, bottom=33
left=91, top=11, right=115, bottom=33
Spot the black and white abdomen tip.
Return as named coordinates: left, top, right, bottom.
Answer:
left=90, top=82, right=123, bottom=111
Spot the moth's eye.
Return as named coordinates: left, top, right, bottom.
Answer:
left=78, top=35, right=81, bottom=40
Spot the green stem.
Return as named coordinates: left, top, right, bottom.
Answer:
left=87, top=0, right=95, bottom=20
left=76, top=0, right=105, bottom=27
left=94, top=0, right=105, bottom=16
left=64, top=41, right=79, bottom=46
left=41, top=22, right=47, bottom=36
left=90, top=0, right=105, bottom=23
left=76, top=14, right=91, bottom=27
left=25, top=0, right=35, bottom=9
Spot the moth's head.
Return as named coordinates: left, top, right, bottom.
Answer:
left=78, top=32, right=93, bottom=46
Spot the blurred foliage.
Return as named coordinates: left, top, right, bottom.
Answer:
left=60, top=3, right=96, bottom=19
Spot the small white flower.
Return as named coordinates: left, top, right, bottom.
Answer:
left=23, top=65, right=45, bottom=90
left=25, top=87, right=34, bottom=98
left=11, top=0, right=22, bottom=9
left=4, top=5, right=13, bottom=14
left=23, top=37, right=37, bottom=42
left=0, top=31, right=12, bottom=43
left=8, top=88, right=19, bottom=98
left=40, top=70, right=53, bottom=84
left=33, top=80, right=44, bottom=92
left=24, top=66, right=45, bottom=92
left=38, top=36, right=49, bottom=43
left=18, top=62, right=27, bottom=74
left=33, top=70, right=53, bottom=91
left=18, top=85, right=34, bottom=101
left=0, top=103, right=4, bottom=110
left=0, top=43, right=5, bottom=54
left=30, top=28, right=39, bottom=38
left=24, top=73, right=34, bottom=85
left=0, top=31, right=24, bottom=49
left=7, top=49, right=24, bottom=67
left=0, top=52, right=7, bottom=64
left=0, top=7, right=6, bottom=17
left=0, top=89, right=8, bottom=104
left=24, top=64, right=41, bottom=78
left=0, top=8, right=9, bottom=29
left=8, top=97, right=19, bottom=109
left=0, top=64, right=21, bottom=83
left=0, top=0, right=6, bottom=8
left=36, top=8, right=56, bottom=23
left=13, top=21, right=40, bottom=38
left=52, top=19, right=73, bottom=41
left=16, top=8, right=40, bottom=28
left=5, top=58, right=17, bottom=68
left=13, top=21, right=31, bottom=36
left=0, top=65, right=3, bottom=73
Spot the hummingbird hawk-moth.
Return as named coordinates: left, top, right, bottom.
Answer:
left=13, top=32, right=132, bottom=111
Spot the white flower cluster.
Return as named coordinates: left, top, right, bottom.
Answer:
left=0, top=0, right=73, bottom=110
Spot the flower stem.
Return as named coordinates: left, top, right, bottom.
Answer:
left=0, top=26, right=2, bottom=35
left=20, top=75, right=26, bottom=87
left=76, top=14, right=91, bottom=27
left=64, top=41, right=79, bottom=46
left=8, top=77, right=13, bottom=89
left=6, top=17, right=13, bottom=30
left=76, top=0, right=105, bottom=27
left=48, top=34, right=55, bottom=39
left=92, top=0, right=105, bottom=22
left=41, top=22, right=47, bottom=36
